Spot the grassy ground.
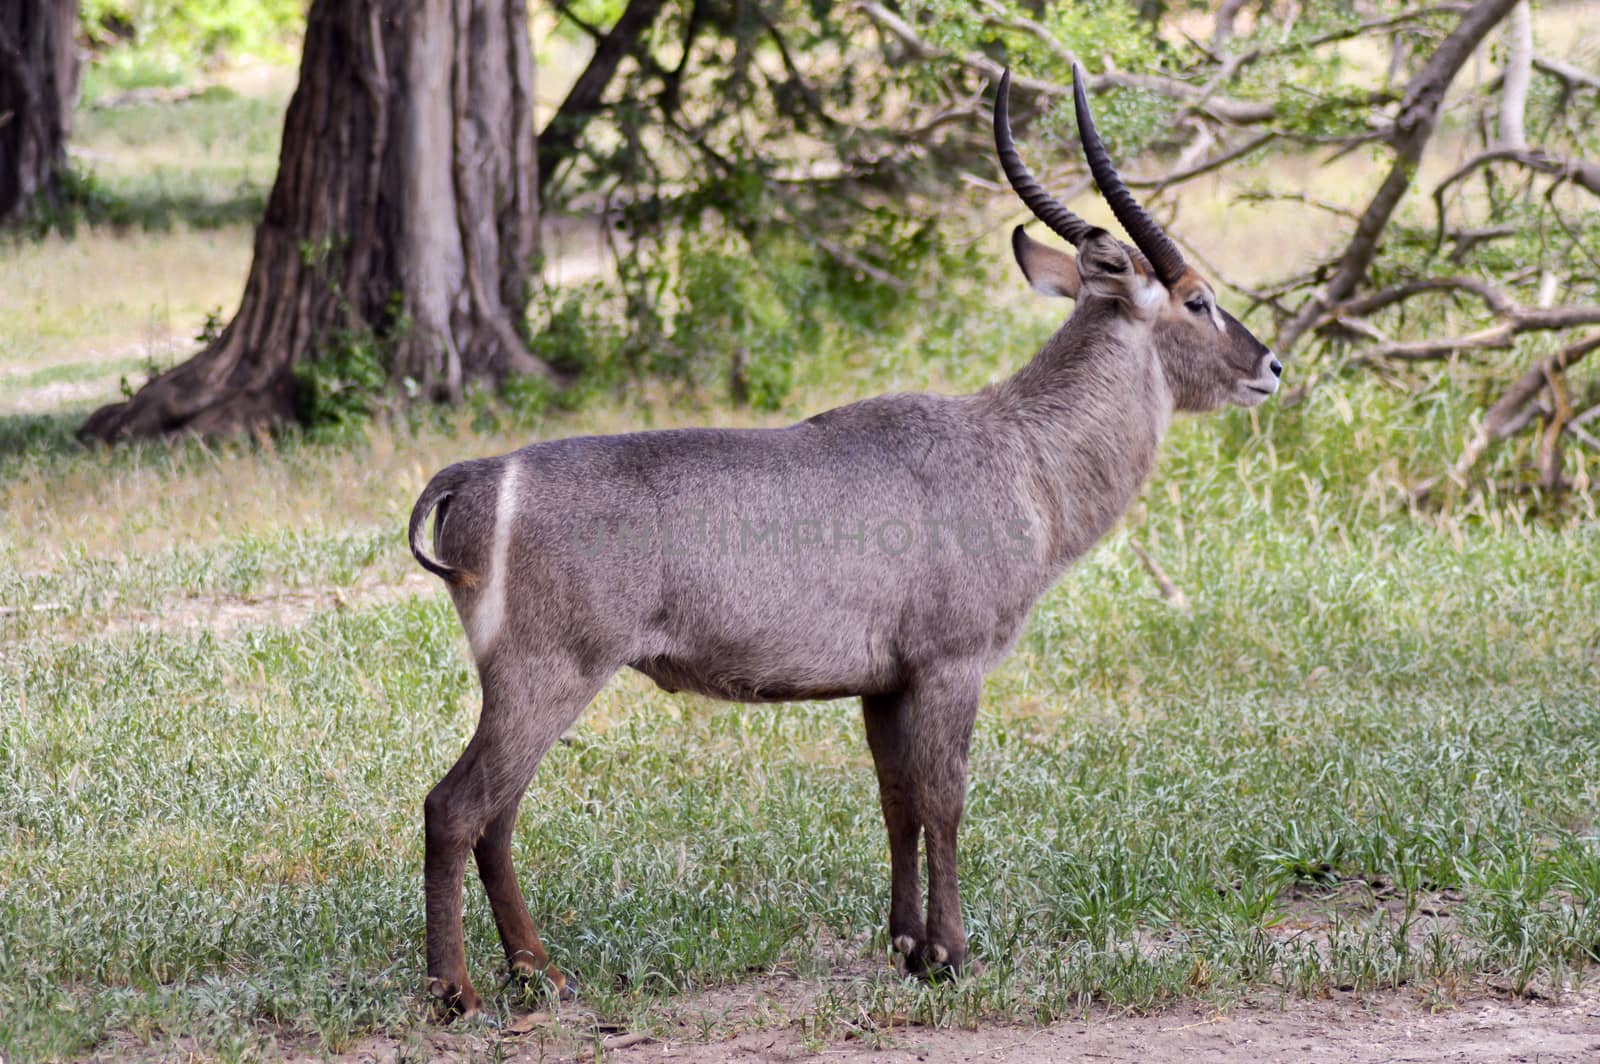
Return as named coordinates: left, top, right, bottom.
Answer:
left=4, top=42, right=1600, bottom=1064
left=5, top=317, right=1599, bottom=1063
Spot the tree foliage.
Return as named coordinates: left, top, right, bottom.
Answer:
left=79, top=0, right=305, bottom=71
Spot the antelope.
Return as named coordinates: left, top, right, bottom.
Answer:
left=408, top=64, right=1281, bottom=1018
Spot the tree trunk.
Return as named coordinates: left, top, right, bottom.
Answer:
left=0, top=0, right=79, bottom=225
left=81, top=0, right=546, bottom=442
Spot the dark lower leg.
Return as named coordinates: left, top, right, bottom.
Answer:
left=863, top=693, right=924, bottom=957
left=424, top=655, right=613, bottom=1021
left=921, top=781, right=968, bottom=973
left=425, top=760, right=483, bottom=1015
left=474, top=801, right=568, bottom=995
left=906, top=675, right=979, bottom=977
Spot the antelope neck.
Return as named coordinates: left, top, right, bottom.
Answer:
left=983, top=304, right=1174, bottom=568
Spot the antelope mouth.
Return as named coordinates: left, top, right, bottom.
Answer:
left=1236, top=380, right=1279, bottom=406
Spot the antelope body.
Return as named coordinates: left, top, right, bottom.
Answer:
left=408, top=66, right=1281, bottom=1018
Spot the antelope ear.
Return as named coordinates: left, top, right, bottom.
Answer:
left=1074, top=230, right=1164, bottom=310
left=1012, top=226, right=1080, bottom=300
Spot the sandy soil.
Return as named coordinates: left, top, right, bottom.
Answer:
left=295, top=979, right=1600, bottom=1064
left=606, top=993, right=1600, bottom=1064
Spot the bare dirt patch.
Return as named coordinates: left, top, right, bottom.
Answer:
left=98, top=570, right=438, bottom=638
left=294, top=983, right=1600, bottom=1064
left=1, top=377, right=121, bottom=414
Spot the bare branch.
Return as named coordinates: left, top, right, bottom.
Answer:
left=1244, top=4, right=1475, bottom=64
left=1235, top=187, right=1362, bottom=221
left=539, top=0, right=670, bottom=202
left=1277, top=0, right=1524, bottom=354
left=1543, top=177, right=1600, bottom=275
left=805, top=231, right=910, bottom=293
left=1565, top=418, right=1600, bottom=454
left=1210, top=0, right=1248, bottom=47
left=1336, top=276, right=1517, bottom=318
left=1360, top=303, right=1600, bottom=361
left=1124, top=132, right=1277, bottom=191
left=1444, top=223, right=1517, bottom=261
left=1534, top=56, right=1600, bottom=94
left=1434, top=147, right=1600, bottom=212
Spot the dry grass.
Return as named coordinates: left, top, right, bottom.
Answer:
left=0, top=228, right=251, bottom=376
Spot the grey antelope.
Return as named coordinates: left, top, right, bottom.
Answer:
left=408, top=64, right=1281, bottom=1018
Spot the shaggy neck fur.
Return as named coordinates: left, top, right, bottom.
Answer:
left=982, top=299, right=1173, bottom=570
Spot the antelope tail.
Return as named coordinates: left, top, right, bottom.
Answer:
left=408, top=465, right=477, bottom=588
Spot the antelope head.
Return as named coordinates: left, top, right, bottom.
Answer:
left=995, top=65, right=1282, bottom=410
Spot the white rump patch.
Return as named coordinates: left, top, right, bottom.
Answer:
left=467, top=459, right=520, bottom=659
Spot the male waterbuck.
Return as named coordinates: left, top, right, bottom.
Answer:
left=408, top=65, right=1281, bottom=1017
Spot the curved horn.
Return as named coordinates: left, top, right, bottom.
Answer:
left=994, top=68, right=1095, bottom=247
left=1071, top=62, right=1189, bottom=287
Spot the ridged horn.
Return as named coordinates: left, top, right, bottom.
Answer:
left=994, top=68, right=1095, bottom=247
left=1071, top=62, right=1189, bottom=288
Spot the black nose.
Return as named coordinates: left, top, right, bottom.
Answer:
left=1269, top=358, right=1283, bottom=378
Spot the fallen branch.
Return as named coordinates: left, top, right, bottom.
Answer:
left=1127, top=538, right=1189, bottom=610
left=1422, top=330, right=1600, bottom=495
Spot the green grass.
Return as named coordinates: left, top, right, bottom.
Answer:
left=3, top=353, right=1598, bottom=1059
left=65, top=86, right=285, bottom=230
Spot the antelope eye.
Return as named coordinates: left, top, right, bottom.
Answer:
left=1185, top=297, right=1208, bottom=316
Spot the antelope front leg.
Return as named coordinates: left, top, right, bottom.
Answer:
left=863, top=692, right=926, bottom=966
left=907, top=671, right=981, bottom=977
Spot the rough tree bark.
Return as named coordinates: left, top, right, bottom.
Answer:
left=81, top=0, right=546, bottom=442
left=0, top=0, right=79, bottom=226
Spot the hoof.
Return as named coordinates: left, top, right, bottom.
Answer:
left=892, top=935, right=918, bottom=957
left=428, top=977, right=483, bottom=1023
left=903, top=942, right=966, bottom=982
left=508, top=961, right=578, bottom=1003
